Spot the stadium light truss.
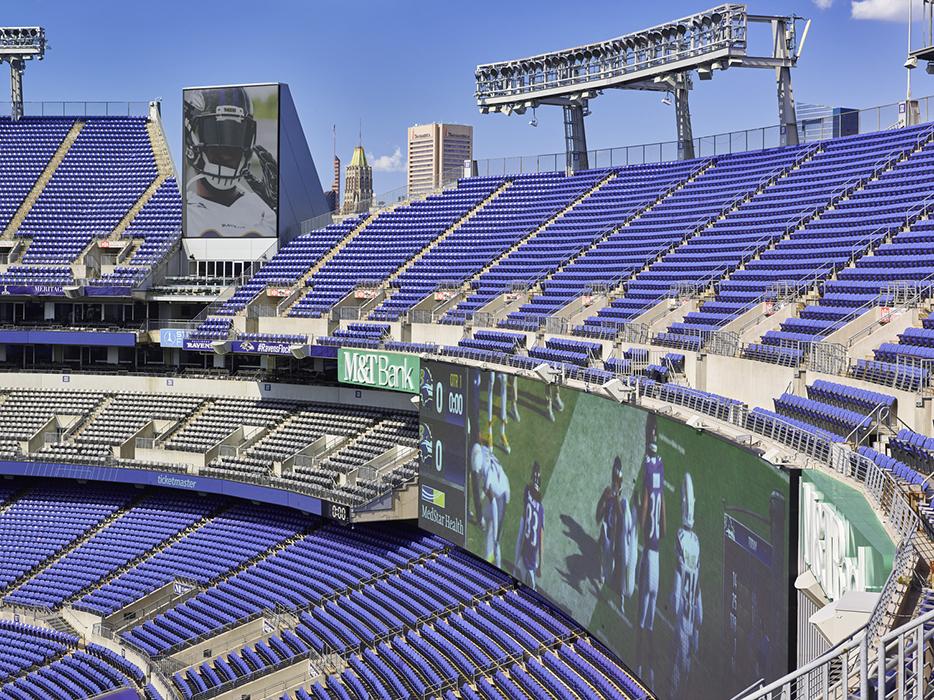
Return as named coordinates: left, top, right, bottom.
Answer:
left=909, top=0, right=934, bottom=73
left=0, top=27, right=46, bottom=121
left=475, top=4, right=807, bottom=170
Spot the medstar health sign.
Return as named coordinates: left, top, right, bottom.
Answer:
left=337, top=349, right=420, bottom=394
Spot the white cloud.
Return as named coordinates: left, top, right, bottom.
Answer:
left=368, top=147, right=405, bottom=172
left=851, top=0, right=923, bottom=21
left=813, top=0, right=834, bottom=9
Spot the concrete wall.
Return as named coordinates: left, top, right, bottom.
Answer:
left=172, top=617, right=265, bottom=667
left=705, top=352, right=798, bottom=411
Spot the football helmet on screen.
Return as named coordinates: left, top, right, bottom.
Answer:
left=184, top=87, right=257, bottom=190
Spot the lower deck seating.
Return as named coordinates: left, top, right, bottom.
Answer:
left=0, top=621, right=143, bottom=700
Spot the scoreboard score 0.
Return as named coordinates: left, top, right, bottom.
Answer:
left=418, top=361, right=469, bottom=545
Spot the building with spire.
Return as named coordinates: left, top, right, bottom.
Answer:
left=341, top=144, right=373, bottom=215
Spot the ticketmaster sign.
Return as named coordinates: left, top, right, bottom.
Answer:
left=337, top=348, right=420, bottom=394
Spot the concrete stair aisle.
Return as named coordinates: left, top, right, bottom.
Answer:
left=273, top=212, right=378, bottom=318
left=383, top=179, right=514, bottom=286
left=553, top=144, right=829, bottom=330
left=2, top=119, right=86, bottom=240
left=61, top=394, right=115, bottom=442
left=536, top=159, right=718, bottom=291
left=45, top=613, right=81, bottom=640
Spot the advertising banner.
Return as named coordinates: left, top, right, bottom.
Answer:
left=337, top=348, right=420, bottom=394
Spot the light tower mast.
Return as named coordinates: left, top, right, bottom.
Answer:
left=0, top=27, right=46, bottom=121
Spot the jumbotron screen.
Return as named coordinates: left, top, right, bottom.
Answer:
left=418, top=360, right=795, bottom=699
left=182, top=83, right=280, bottom=238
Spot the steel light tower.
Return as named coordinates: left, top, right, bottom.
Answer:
left=0, top=27, right=46, bottom=121
left=475, top=5, right=809, bottom=170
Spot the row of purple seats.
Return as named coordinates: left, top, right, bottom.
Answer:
left=851, top=358, right=929, bottom=392
left=806, top=379, right=896, bottom=415
left=458, top=337, right=519, bottom=355
left=528, top=345, right=589, bottom=368
left=5, top=490, right=214, bottom=608
left=889, top=428, right=934, bottom=473
left=218, top=215, right=366, bottom=315
left=384, top=341, right=438, bottom=354
left=774, top=392, right=875, bottom=439
left=236, top=332, right=308, bottom=344
left=368, top=170, right=608, bottom=321
left=442, top=159, right=705, bottom=325
left=75, top=502, right=301, bottom=616
left=290, top=179, right=503, bottom=318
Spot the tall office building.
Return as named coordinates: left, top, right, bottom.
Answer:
left=407, top=123, right=473, bottom=196
left=341, top=145, right=373, bottom=215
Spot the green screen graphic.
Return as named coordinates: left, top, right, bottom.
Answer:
left=419, top=361, right=793, bottom=699
left=800, top=470, right=895, bottom=601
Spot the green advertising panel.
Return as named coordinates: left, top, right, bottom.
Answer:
left=800, top=470, right=895, bottom=601
left=418, top=360, right=794, bottom=700
left=337, top=348, right=420, bottom=394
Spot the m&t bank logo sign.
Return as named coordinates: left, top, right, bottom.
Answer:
left=338, top=349, right=420, bottom=394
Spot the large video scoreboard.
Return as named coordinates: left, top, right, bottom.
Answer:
left=417, top=359, right=797, bottom=699
left=418, top=360, right=468, bottom=546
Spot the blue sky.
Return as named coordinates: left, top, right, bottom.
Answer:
left=5, top=0, right=930, bottom=193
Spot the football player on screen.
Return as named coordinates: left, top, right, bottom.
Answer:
left=671, top=472, right=702, bottom=696
left=184, top=87, right=277, bottom=238
left=470, top=438, right=511, bottom=568
left=487, top=371, right=518, bottom=454
left=596, top=456, right=638, bottom=610
left=636, top=413, right=665, bottom=687
left=514, top=461, right=544, bottom=590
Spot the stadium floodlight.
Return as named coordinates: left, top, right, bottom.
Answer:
left=0, top=27, right=46, bottom=121
left=910, top=1, right=934, bottom=66
left=475, top=5, right=807, bottom=169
